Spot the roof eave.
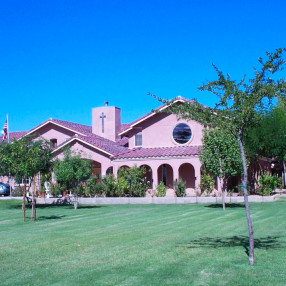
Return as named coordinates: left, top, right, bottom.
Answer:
left=20, top=120, right=87, bottom=140
left=118, top=98, right=186, bottom=136
left=52, top=137, right=113, bottom=157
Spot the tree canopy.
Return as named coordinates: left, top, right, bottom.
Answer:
left=53, top=149, right=91, bottom=193
left=0, top=136, right=52, bottom=221
left=200, top=128, right=243, bottom=210
left=151, top=48, right=286, bottom=265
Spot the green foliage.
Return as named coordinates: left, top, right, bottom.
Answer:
left=86, top=175, right=104, bottom=197
left=258, top=173, right=282, bottom=196
left=200, top=128, right=243, bottom=180
left=53, top=149, right=92, bottom=194
left=0, top=137, right=52, bottom=186
left=117, top=166, right=148, bottom=197
left=245, top=102, right=286, bottom=163
left=101, top=174, right=119, bottom=197
left=12, top=186, right=23, bottom=197
left=200, top=171, right=215, bottom=195
left=156, top=181, right=167, bottom=197
left=49, top=183, right=65, bottom=197
left=174, top=178, right=186, bottom=197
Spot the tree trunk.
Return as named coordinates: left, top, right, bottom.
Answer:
left=31, top=177, right=36, bottom=221
left=22, top=179, right=26, bottom=222
left=237, top=136, right=254, bottom=265
left=283, top=160, right=286, bottom=188
left=74, top=196, right=78, bottom=210
left=220, top=177, right=225, bottom=211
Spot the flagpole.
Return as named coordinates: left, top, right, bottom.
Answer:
left=7, top=114, right=9, bottom=143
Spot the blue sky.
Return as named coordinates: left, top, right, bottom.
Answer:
left=0, top=0, right=285, bottom=132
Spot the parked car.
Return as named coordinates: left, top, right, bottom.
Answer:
left=0, top=183, right=12, bottom=196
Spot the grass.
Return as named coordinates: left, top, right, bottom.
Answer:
left=1, top=198, right=286, bottom=285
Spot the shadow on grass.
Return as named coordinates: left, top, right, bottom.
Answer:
left=77, top=205, right=105, bottom=209
left=205, top=203, right=245, bottom=209
left=182, top=235, right=285, bottom=256
left=37, top=215, right=67, bottom=220
left=8, top=203, right=105, bottom=209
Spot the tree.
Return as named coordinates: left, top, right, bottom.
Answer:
left=151, top=48, right=286, bottom=265
left=0, top=137, right=52, bottom=221
left=245, top=102, right=286, bottom=187
left=200, top=128, right=243, bottom=210
left=53, top=149, right=91, bottom=209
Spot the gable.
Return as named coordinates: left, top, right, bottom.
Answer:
left=30, top=122, right=77, bottom=146
left=127, top=112, right=204, bottom=148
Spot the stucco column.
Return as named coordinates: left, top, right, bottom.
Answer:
left=113, top=164, right=119, bottom=178
left=152, top=166, right=158, bottom=190
left=195, top=165, right=201, bottom=190
left=173, top=166, right=179, bottom=182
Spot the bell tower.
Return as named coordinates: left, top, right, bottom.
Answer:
left=92, top=102, right=121, bottom=142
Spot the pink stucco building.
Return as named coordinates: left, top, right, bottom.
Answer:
left=7, top=97, right=208, bottom=196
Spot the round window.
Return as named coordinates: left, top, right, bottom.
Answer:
left=173, top=123, right=192, bottom=144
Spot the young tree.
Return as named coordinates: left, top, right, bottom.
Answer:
left=53, top=149, right=91, bottom=209
left=151, top=48, right=286, bottom=265
left=0, top=137, right=52, bottom=221
left=200, top=128, right=243, bottom=210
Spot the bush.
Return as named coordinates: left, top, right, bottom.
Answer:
left=86, top=176, right=105, bottom=197
left=200, top=172, right=215, bottom=195
left=156, top=182, right=167, bottom=197
left=50, top=183, right=64, bottom=197
left=174, top=178, right=186, bottom=197
left=117, top=166, right=148, bottom=197
left=12, top=186, right=23, bottom=197
left=258, top=173, right=282, bottom=196
left=102, top=174, right=119, bottom=197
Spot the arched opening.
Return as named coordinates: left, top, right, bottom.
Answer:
left=91, top=161, right=102, bottom=182
left=117, top=165, right=129, bottom=175
left=106, top=166, right=113, bottom=175
left=179, top=163, right=195, bottom=188
left=157, top=164, right=173, bottom=188
left=140, top=165, right=153, bottom=188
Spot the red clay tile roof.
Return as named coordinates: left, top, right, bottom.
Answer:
left=119, top=96, right=193, bottom=135
left=7, top=131, right=28, bottom=140
left=113, top=145, right=201, bottom=159
left=51, top=119, right=92, bottom=135
left=116, top=136, right=129, bottom=146
left=119, top=123, right=131, bottom=133
left=22, top=118, right=129, bottom=138
left=53, top=134, right=127, bottom=156
left=24, top=118, right=93, bottom=137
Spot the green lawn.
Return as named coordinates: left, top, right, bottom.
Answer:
left=1, top=198, right=286, bottom=286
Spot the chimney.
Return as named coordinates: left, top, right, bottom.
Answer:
left=92, top=102, right=121, bottom=142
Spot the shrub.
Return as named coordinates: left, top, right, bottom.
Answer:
left=200, top=172, right=215, bottom=195
left=12, top=186, right=23, bottom=197
left=117, top=166, right=148, bottom=197
left=86, top=176, right=105, bottom=197
left=258, top=173, right=281, bottom=196
left=50, top=183, right=64, bottom=197
left=174, top=178, right=186, bottom=197
left=156, top=182, right=167, bottom=197
left=102, top=174, right=118, bottom=197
